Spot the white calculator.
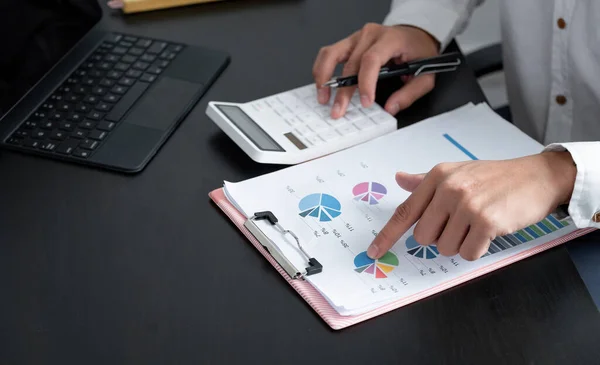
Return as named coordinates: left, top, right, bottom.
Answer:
left=206, top=84, right=397, bottom=164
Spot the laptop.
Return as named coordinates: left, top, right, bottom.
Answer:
left=0, top=0, right=229, bottom=173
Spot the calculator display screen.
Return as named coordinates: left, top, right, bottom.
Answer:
left=216, top=105, right=284, bottom=152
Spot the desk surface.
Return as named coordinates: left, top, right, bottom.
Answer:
left=1, top=1, right=600, bottom=364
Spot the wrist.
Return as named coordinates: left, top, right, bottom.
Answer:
left=394, top=25, right=440, bottom=51
left=540, top=151, right=577, bottom=206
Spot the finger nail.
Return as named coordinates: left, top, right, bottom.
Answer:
left=332, top=103, right=342, bottom=117
left=317, top=88, right=327, bottom=104
left=388, top=103, right=400, bottom=115
left=367, top=244, right=379, bottom=259
left=360, top=94, right=370, bottom=107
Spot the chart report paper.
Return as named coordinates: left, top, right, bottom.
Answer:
left=213, top=103, right=591, bottom=325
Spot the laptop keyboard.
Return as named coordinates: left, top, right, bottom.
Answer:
left=5, top=34, right=185, bottom=159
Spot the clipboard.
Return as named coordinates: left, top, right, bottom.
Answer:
left=108, top=0, right=224, bottom=14
left=209, top=187, right=594, bottom=330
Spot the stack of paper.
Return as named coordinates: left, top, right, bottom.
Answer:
left=222, top=103, right=579, bottom=316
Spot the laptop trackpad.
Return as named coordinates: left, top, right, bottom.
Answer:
left=124, top=77, right=203, bottom=131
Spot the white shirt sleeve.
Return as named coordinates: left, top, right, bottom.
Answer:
left=383, top=0, right=484, bottom=50
left=544, top=142, right=600, bottom=228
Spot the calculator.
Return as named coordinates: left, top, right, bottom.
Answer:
left=206, top=84, right=397, bottom=164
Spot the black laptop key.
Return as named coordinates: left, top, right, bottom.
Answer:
left=140, top=54, right=156, bottom=63
left=41, top=102, right=55, bottom=110
left=96, top=102, right=112, bottom=112
left=66, top=94, right=81, bottom=103
left=83, top=95, right=99, bottom=104
left=6, top=136, right=22, bottom=145
left=49, top=112, right=64, bottom=121
left=75, top=104, right=90, bottom=113
left=99, top=79, right=115, bottom=87
left=155, top=60, right=170, bottom=68
left=32, top=111, right=47, bottom=120
left=123, top=35, right=138, bottom=42
left=80, top=121, right=96, bottom=130
left=90, top=71, right=105, bottom=79
left=72, top=148, right=90, bottom=158
left=82, top=77, right=96, bottom=86
left=103, top=94, right=120, bottom=103
left=147, top=41, right=167, bottom=54
left=119, top=41, right=133, bottom=48
left=59, top=121, right=75, bottom=131
left=58, top=85, right=72, bottom=93
left=107, top=71, right=123, bottom=80
left=140, top=73, right=156, bottom=83
left=23, top=120, right=38, bottom=129
left=68, top=112, right=83, bottom=122
left=112, top=46, right=127, bottom=55
left=41, top=121, right=55, bottom=130
left=128, top=47, right=144, bottom=56
left=133, top=61, right=149, bottom=71
left=71, top=129, right=87, bottom=139
left=105, top=81, right=149, bottom=122
left=111, top=85, right=128, bottom=94
left=50, top=130, right=67, bottom=141
left=56, top=139, right=80, bottom=155
left=100, top=42, right=114, bottom=50
left=49, top=94, right=64, bottom=102
left=121, top=54, right=137, bottom=64
left=57, top=103, right=71, bottom=112
left=126, top=69, right=142, bottom=78
left=90, top=53, right=103, bottom=62
left=97, top=121, right=116, bottom=131
left=74, top=86, right=88, bottom=94
left=146, top=66, right=162, bottom=75
left=14, top=129, right=29, bottom=138
left=136, top=39, right=152, bottom=48
left=66, top=77, right=79, bottom=85
left=22, top=139, right=40, bottom=148
left=104, top=54, right=120, bottom=62
left=80, top=139, right=99, bottom=150
left=89, top=130, right=107, bottom=141
left=166, top=44, right=183, bottom=53
left=87, top=111, right=104, bottom=121
left=118, top=77, right=135, bottom=86
left=105, top=34, right=123, bottom=43
left=115, top=62, right=129, bottom=72
left=159, top=51, right=177, bottom=61
left=39, top=140, right=57, bottom=152
left=92, top=86, right=108, bottom=95
left=75, top=69, right=87, bottom=77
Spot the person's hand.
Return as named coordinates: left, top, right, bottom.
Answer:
left=312, top=23, right=439, bottom=119
left=367, top=151, right=577, bottom=261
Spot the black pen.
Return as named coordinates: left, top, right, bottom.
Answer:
left=322, top=52, right=462, bottom=88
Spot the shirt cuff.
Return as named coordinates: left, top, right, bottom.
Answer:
left=544, top=142, right=600, bottom=228
left=382, top=1, right=468, bottom=50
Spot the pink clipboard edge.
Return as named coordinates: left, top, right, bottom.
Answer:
left=209, top=187, right=594, bottom=330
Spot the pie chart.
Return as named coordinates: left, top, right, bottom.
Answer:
left=405, top=235, right=439, bottom=259
left=298, top=193, right=342, bottom=222
left=352, top=182, right=387, bottom=205
left=353, top=251, right=399, bottom=279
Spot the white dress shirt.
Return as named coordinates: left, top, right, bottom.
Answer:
left=383, top=0, right=600, bottom=228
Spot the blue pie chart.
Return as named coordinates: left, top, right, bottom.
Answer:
left=298, top=193, right=341, bottom=222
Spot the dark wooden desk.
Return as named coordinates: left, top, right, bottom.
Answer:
left=1, top=1, right=599, bottom=364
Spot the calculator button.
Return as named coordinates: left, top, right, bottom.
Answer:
left=371, top=113, right=394, bottom=125
left=324, top=117, right=345, bottom=127
left=297, top=111, right=320, bottom=124
left=353, top=118, right=376, bottom=130
left=307, top=120, right=329, bottom=132
left=336, top=124, right=358, bottom=136
left=304, top=135, right=324, bottom=146
left=343, top=109, right=363, bottom=122
left=350, top=93, right=362, bottom=106
left=293, top=126, right=312, bottom=136
left=361, top=105, right=382, bottom=116
left=274, top=106, right=291, bottom=117
left=319, top=130, right=341, bottom=142
left=284, top=117, right=301, bottom=126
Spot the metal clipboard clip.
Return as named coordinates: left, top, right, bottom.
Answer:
left=244, top=211, right=323, bottom=280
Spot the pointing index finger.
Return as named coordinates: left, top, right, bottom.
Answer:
left=367, top=176, right=435, bottom=259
